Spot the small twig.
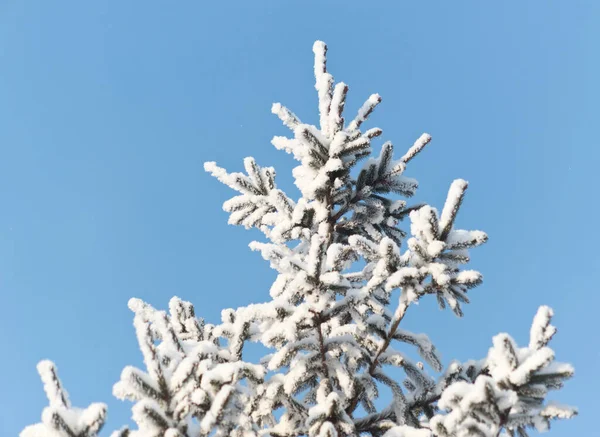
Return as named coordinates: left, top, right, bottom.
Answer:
left=310, top=310, right=332, bottom=389
left=330, top=193, right=360, bottom=223
left=369, top=302, right=408, bottom=374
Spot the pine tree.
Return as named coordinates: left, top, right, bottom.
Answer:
left=23, top=41, right=576, bottom=437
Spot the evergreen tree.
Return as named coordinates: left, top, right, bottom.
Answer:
left=23, top=41, right=576, bottom=437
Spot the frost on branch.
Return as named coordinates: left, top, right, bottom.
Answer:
left=23, top=40, right=575, bottom=437
left=430, top=306, right=576, bottom=437
left=21, top=361, right=107, bottom=437
left=112, top=297, right=264, bottom=437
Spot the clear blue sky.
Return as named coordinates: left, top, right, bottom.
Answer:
left=0, top=1, right=598, bottom=435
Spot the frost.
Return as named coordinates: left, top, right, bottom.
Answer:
left=383, top=426, right=432, bottom=437
left=399, top=133, right=432, bottom=165
left=541, top=401, right=578, bottom=419
left=21, top=361, right=107, bottom=437
left=348, top=94, right=382, bottom=132
left=432, top=307, right=576, bottom=436
left=529, top=305, right=557, bottom=350
left=438, top=179, right=467, bottom=239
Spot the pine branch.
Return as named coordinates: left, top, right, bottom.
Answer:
left=354, top=405, right=395, bottom=432
left=347, top=301, right=410, bottom=415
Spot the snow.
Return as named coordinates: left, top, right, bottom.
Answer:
left=23, top=361, right=108, bottom=437
left=113, top=366, right=161, bottom=402
left=438, top=179, right=468, bottom=238
left=508, top=347, right=555, bottom=386
left=199, top=386, right=234, bottom=434
left=400, top=133, right=432, bottom=164
left=446, top=229, right=488, bottom=249
left=348, top=93, right=382, bottom=132
left=329, top=82, right=348, bottom=134
left=529, top=305, right=557, bottom=350
left=272, top=103, right=301, bottom=130
left=37, top=360, right=70, bottom=409
left=312, top=41, right=334, bottom=137
left=383, top=426, right=432, bottom=437
left=433, top=376, right=519, bottom=437
left=454, top=270, right=483, bottom=287
left=540, top=401, right=578, bottom=419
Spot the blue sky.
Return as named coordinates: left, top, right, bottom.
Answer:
left=0, top=1, right=598, bottom=435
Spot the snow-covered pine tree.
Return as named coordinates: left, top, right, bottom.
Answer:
left=23, top=41, right=576, bottom=437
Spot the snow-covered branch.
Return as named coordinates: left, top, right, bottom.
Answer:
left=21, top=361, right=107, bottom=437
